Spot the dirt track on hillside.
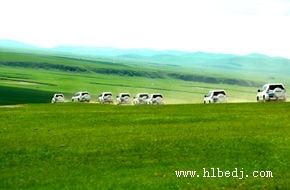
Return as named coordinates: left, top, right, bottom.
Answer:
left=0, top=105, right=23, bottom=108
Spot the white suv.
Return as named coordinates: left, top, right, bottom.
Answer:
left=98, top=92, right=114, bottom=104
left=204, top=90, right=227, bottom=103
left=51, top=93, right=65, bottom=103
left=256, top=83, right=287, bottom=102
left=147, top=93, right=164, bottom=104
left=133, top=93, right=149, bottom=105
left=71, top=92, right=91, bottom=102
left=116, top=93, right=131, bottom=105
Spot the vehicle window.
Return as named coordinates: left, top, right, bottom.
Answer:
left=213, top=91, right=225, bottom=96
left=262, top=85, right=267, bottom=91
left=153, top=95, right=163, bottom=98
left=269, top=85, right=284, bottom=90
left=140, top=94, right=149, bottom=98
left=82, top=93, right=89, bottom=95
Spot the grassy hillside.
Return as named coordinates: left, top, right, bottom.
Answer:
left=0, top=103, right=289, bottom=189
left=0, top=48, right=289, bottom=105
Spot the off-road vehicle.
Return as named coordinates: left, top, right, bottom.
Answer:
left=98, top=92, right=114, bottom=104
left=116, top=93, right=131, bottom=105
left=147, top=93, right=164, bottom=104
left=133, top=93, right=149, bottom=105
left=71, top=91, right=91, bottom=102
left=51, top=93, right=65, bottom=103
left=256, top=83, right=287, bottom=102
left=204, top=90, right=227, bottom=103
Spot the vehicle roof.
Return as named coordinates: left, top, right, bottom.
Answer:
left=263, top=83, right=285, bottom=86
left=209, top=89, right=226, bottom=92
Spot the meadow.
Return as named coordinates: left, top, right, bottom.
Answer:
left=0, top=48, right=289, bottom=189
left=0, top=102, right=289, bottom=189
left=0, top=50, right=279, bottom=105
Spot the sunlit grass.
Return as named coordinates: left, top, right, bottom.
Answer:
left=0, top=103, right=289, bottom=189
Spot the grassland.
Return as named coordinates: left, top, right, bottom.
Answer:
left=2, top=50, right=289, bottom=105
left=0, top=103, right=289, bottom=189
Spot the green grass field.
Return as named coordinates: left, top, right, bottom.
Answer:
left=1, top=103, right=289, bottom=189
left=0, top=49, right=289, bottom=189
left=2, top=50, right=285, bottom=105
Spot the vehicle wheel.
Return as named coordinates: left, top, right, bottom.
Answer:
left=204, top=101, right=206, bottom=104
left=263, top=95, right=266, bottom=102
left=256, top=97, right=259, bottom=102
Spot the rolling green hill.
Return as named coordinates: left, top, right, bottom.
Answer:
left=0, top=40, right=290, bottom=105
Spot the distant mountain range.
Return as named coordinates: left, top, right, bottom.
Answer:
left=0, top=39, right=283, bottom=58
left=0, top=39, right=188, bottom=56
left=1, top=39, right=290, bottom=79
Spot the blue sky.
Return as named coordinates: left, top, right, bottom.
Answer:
left=1, top=0, right=290, bottom=58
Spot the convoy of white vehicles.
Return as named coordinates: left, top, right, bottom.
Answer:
left=51, top=83, right=287, bottom=104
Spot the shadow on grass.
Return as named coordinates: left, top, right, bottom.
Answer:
left=0, top=86, right=52, bottom=105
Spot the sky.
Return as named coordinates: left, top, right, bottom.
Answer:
left=1, top=0, right=290, bottom=58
